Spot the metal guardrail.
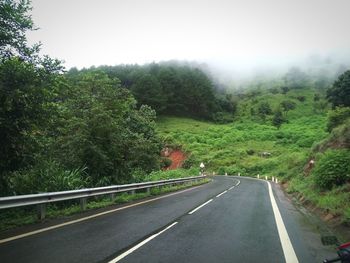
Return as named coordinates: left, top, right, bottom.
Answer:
left=0, top=175, right=206, bottom=219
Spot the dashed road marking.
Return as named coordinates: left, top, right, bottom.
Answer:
left=188, top=199, right=213, bottom=215
left=109, top=222, right=178, bottom=263
left=216, top=190, right=227, bottom=198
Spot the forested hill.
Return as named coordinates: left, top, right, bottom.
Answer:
left=67, top=63, right=236, bottom=121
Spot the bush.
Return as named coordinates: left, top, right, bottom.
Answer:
left=312, top=149, right=350, bottom=190
left=327, top=107, right=350, bottom=132
left=8, top=159, right=89, bottom=195
left=182, top=155, right=196, bottom=169
left=131, top=169, right=147, bottom=183
left=297, top=96, right=306, bottom=102
left=246, top=149, right=255, bottom=155
left=160, top=157, right=172, bottom=169
left=217, top=167, right=229, bottom=175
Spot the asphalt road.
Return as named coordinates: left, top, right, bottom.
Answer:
left=0, top=176, right=335, bottom=263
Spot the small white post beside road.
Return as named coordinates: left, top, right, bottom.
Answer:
left=200, top=162, right=205, bottom=175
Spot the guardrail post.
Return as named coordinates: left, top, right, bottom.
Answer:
left=110, top=193, right=115, bottom=201
left=37, top=204, right=46, bottom=220
left=80, top=197, right=87, bottom=210
left=130, top=190, right=135, bottom=195
left=146, top=188, right=150, bottom=194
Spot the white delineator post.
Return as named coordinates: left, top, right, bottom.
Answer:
left=200, top=162, right=205, bottom=175
left=257, top=174, right=260, bottom=179
left=265, top=176, right=268, bottom=180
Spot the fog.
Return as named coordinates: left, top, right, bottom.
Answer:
left=28, top=0, right=350, bottom=82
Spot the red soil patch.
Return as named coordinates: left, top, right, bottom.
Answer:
left=167, top=150, right=186, bottom=170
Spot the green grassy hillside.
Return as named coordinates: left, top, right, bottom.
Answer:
left=157, top=87, right=328, bottom=179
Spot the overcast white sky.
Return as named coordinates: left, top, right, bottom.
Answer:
left=27, top=0, right=350, bottom=71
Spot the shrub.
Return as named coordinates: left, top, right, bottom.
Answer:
left=297, top=96, right=306, bottom=102
left=160, top=157, right=172, bottom=169
left=131, top=169, right=147, bottom=183
left=182, top=155, right=196, bottom=169
left=246, top=149, right=255, bottom=155
left=8, top=159, right=89, bottom=195
left=218, top=167, right=226, bottom=175
left=327, top=107, right=350, bottom=132
left=312, top=149, right=350, bottom=190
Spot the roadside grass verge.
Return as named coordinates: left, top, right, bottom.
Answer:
left=288, top=176, right=350, bottom=223
left=0, top=178, right=209, bottom=233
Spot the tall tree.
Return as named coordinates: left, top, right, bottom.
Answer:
left=0, top=0, right=62, bottom=194
left=57, top=71, right=161, bottom=184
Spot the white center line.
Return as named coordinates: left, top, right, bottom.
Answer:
left=268, top=182, right=299, bottom=263
left=188, top=199, right=213, bottom=215
left=216, top=190, right=227, bottom=198
left=109, top=222, right=178, bottom=263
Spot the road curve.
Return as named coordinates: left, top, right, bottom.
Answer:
left=0, top=176, right=334, bottom=263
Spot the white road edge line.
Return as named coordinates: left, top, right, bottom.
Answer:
left=216, top=190, right=227, bottom=198
left=0, top=185, right=204, bottom=244
left=188, top=199, right=213, bottom=215
left=228, top=186, right=235, bottom=190
left=235, top=180, right=240, bottom=186
left=268, top=182, right=299, bottom=263
left=109, top=221, right=178, bottom=263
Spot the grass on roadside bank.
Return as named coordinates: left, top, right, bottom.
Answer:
left=0, top=178, right=210, bottom=233
left=288, top=176, right=350, bottom=224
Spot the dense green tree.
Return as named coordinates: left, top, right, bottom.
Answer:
left=0, top=0, right=37, bottom=60
left=280, top=100, right=296, bottom=114
left=327, top=70, right=350, bottom=107
left=258, top=102, right=272, bottom=116
left=272, top=110, right=285, bottom=129
left=131, top=73, right=167, bottom=113
left=56, top=71, right=161, bottom=185
left=0, top=0, right=63, bottom=194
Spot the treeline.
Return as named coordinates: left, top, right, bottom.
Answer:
left=68, top=63, right=236, bottom=121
